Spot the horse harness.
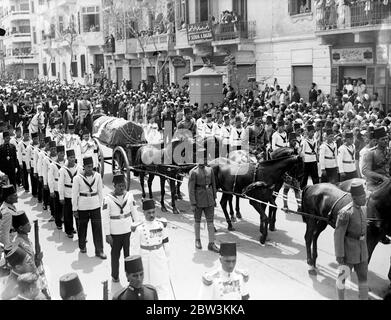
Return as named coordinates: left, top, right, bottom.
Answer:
left=232, top=162, right=259, bottom=194
left=327, top=193, right=349, bottom=223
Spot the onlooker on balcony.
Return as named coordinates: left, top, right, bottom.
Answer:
left=369, top=93, right=383, bottom=112
left=337, top=0, right=351, bottom=28
left=325, top=0, right=338, bottom=29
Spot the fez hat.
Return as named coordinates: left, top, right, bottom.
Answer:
left=49, top=141, right=56, bottom=148
left=113, top=172, right=125, bottom=184
left=2, top=185, right=16, bottom=199
left=223, top=114, right=230, bottom=120
left=220, top=242, right=237, bottom=256
left=142, top=199, right=155, bottom=211
left=83, top=157, right=93, bottom=166
left=325, top=128, right=334, bottom=136
left=44, top=136, right=51, bottom=144
left=2, top=131, right=10, bottom=138
left=344, top=131, right=353, bottom=139
left=288, top=132, right=297, bottom=141
left=277, top=120, right=285, bottom=127
left=31, top=132, right=38, bottom=139
left=234, top=116, right=241, bottom=122
left=184, top=107, right=191, bottom=114
left=206, top=112, right=212, bottom=118
left=306, top=124, right=315, bottom=132
left=68, top=124, right=75, bottom=130
left=293, top=123, right=301, bottom=130
left=6, top=246, right=27, bottom=267
left=59, top=273, right=84, bottom=300
left=23, top=128, right=30, bottom=134
left=266, top=115, right=272, bottom=122
left=56, top=145, right=65, bottom=153
left=350, top=180, right=366, bottom=197
left=325, top=121, right=333, bottom=128
left=12, top=211, right=29, bottom=230
left=82, top=128, right=90, bottom=136
left=66, top=149, right=75, bottom=157
left=253, top=110, right=262, bottom=118
left=124, top=255, right=143, bottom=274
left=374, top=127, right=387, bottom=140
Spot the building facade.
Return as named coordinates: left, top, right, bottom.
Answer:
left=0, top=0, right=39, bottom=79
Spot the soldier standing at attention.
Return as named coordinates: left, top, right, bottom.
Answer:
left=64, top=124, right=81, bottom=160
left=319, top=128, right=339, bottom=184
left=80, top=129, right=98, bottom=171
left=218, top=114, right=232, bottom=158
left=300, top=124, right=319, bottom=189
left=334, top=180, right=368, bottom=300
left=44, top=141, right=57, bottom=221
left=0, top=131, right=18, bottom=188
left=188, top=155, right=219, bottom=253
left=112, top=255, right=158, bottom=300
left=37, top=137, right=52, bottom=210
left=17, top=128, right=31, bottom=192
left=33, top=134, right=46, bottom=204
left=338, top=131, right=358, bottom=182
left=48, top=145, right=66, bottom=231
left=72, top=156, right=106, bottom=259
left=229, top=116, right=245, bottom=152
left=198, top=242, right=249, bottom=300
left=102, top=173, right=139, bottom=283
left=131, top=199, right=171, bottom=299
left=59, top=273, right=86, bottom=300
left=271, top=120, right=288, bottom=152
left=26, top=132, right=39, bottom=198
left=58, top=149, right=80, bottom=238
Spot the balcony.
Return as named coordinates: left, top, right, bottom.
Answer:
left=3, top=11, right=30, bottom=23
left=315, top=1, right=391, bottom=35
left=213, top=21, right=256, bottom=42
left=114, top=38, right=138, bottom=55
left=82, top=31, right=104, bottom=47
left=8, top=32, right=31, bottom=42
left=136, top=33, right=176, bottom=54
left=103, top=42, right=115, bottom=54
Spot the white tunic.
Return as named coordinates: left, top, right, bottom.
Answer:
left=229, top=127, right=245, bottom=147
left=196, top=118, right=206, bottom=137
left=301, top=138, right=318, bottom=163
left=198, top=267, right=249, bottom=300
left=131, top=219, right=171, bottom=300
left=201, top=122, right=218, bottom=139
left=72, top=172, right=103, bottom=211
left=319, top=142, right=338, bottom=170
left=219, top=124, right=232, bottom=145
left=17, top=140, right=31, bottom=167
left=48, top=160, right=65, bottom=193
left=271, top=131, right=288, bottom=151
left=80, top=139, right=98, bottom=168
left=338, top=144, right=356, bottom=174
left=58, top=164, right=81, bottom=200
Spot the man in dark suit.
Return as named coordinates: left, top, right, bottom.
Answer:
left=0, top=131, right=18, bottom=187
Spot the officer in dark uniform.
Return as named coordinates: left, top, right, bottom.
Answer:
left=112, top=255, right=158, bottom=300
left=246, top=110, right=267, bottom=161
left=176, top=107, right=197, bottom=138
left=0, top=131, right=18, bottom=188
left=59, top=273, right=86, bottom=300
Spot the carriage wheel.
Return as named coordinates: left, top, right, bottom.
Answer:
left=92, top=138, right=105, bottom=179
left=112, top=146, right=131, bottom=191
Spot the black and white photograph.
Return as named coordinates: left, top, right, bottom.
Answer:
left=0, top=0, right=390, bottom=304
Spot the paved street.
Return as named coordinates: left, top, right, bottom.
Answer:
left=16, top=145, right=390, bottom=300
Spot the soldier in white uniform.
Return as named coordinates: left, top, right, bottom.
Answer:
left=218, top=114, right=232, bottom=158
left=229, top=116, right=246, bottom=152
left=80, top=129, right=98, bottom=171
left=37, top=137, right=51, bottom=210
left=43, top=141, right=57, bottom=221
left=201, top=113, right=218, bottom=160
left=271, top=120, right=288, bottom=152
left=48, top=145, right=65, bottom=230
left=338, top=131, right=358, bottom=182
left=0, top=185, right=18, bottom=263
left=17, top=129, right=31, bottom=192
left=131, top=199, right=171, bottom=300
left=319, top=128, right=339, bottom=184
left=72, top=157, right=106, bottom=259
left=64, top=124, right=81, bottom=161
left=196, top=111, right=207, bottom=137
left=58, top=149, right=80, bottom=238
left=300, top=124, right=319, bottom=189
left=33, top=134, right=45, bottom=203
left=102, top=173, right=140, bottom=282
left=26, top=133, right=39, bottom=198
left=198, top=242, right=249, bottom=300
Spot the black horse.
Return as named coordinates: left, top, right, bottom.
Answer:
left=301, top=180, right=390, bottom=277
left=210, top=148, right=302, bottom=244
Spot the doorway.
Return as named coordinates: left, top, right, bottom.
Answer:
left=116, top=67, right=123, bottom=86
left=292, top=65, right=313, bottom=102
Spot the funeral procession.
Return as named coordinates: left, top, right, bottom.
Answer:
left=0, top=0, right=391, bottom=303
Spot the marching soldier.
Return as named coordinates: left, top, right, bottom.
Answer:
left=80, top=129, right=98, bottom=171
left=59, top=273, right=86, bottom=300
left=0, top=131, right=18, bottom=188
left=131, top=199, right=171, bottom=299
left=102, top=172, right=139, bottom=282
left=43, top=141, right=57, bottom=220
left=48, top=145, right=66, bottom=230
left=26, top=132, right=39, bottom=198
left=72, top=156, right=106, bottom=259
left=319, top=128, right=339, bottom=184
left=112, top=255, right=158, bottom=300
left=271, top=120, right=288, bottom=152
left=229, top=116, right=245, bottom=152
left=188, top=155, right=220, bottom=251
left=362, top=127, right=390, bottom=192
left=338, top=131, right=358, bottom=182
left=300, top=124, right=319, bottom=189
left=58, top=149, right=80, bottom=238
left=17, top=128, right=31, bottom=192
left=0, top=185, right=18, bottom=261
left=198, top=242, right=249, bottom=300
left=334, top=180, right=368, bottom=300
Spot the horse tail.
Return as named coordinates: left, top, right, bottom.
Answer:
left=301, top=185, right=311, bottom=223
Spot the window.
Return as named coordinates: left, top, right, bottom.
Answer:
left=196, top=0, right=210, bottom=22
left=81, top=54, right=86, bottom=76
left=289, top=0, right=311, bottom=16
left=20, top=2, right=30, bottom=11
left=39, top=0, right=44, bottom=5
left=51, top=63, right=56, bottom=76
left=32, top=27, right=37, bottom=44
left=81, top=6, right=100, bottom=32
left=94, top=54, right=104, bottom=71
left=58, top=16, right=64, bottom=34
left=30, top=1, right=34, bottom=13
left=43, top=63, right=47, bottom=76
left=19, top=25, right=31, bottom=33
left=180, top=0, right=189, bottom=26
left=71, top=61, right=78, bottom=77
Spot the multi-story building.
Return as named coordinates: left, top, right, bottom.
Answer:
left=0, top=0, right=39, bottom=79
left=35, top=0, right=105, bottom=84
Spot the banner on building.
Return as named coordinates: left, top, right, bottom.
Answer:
left=376, top=45, right=388, bottom=64
left=171, top=56, right=187, bottom=67
left=187, top=23, right=214, bottom=44
left=331, top=47, right=374, bottom=65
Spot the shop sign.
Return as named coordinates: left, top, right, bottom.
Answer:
left=331, top=47, right=374, bottom=65
left=187, top=22, right=214, bottom=44
left=171, top=56, right=186, bottom=67
left=376, top=45, right=388, bottom=64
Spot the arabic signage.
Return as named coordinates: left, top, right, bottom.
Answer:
left=331, top=47, right=374, bottom=65
left=187, top=22, right=213, bottom=44
left=376, top=44, right=388, bottom=64
left=171, top=56, right=187, bottom=67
